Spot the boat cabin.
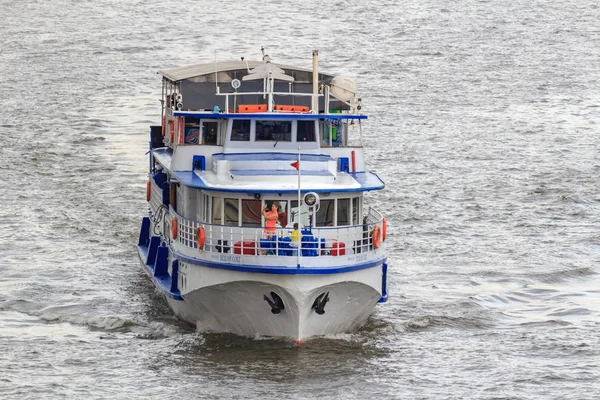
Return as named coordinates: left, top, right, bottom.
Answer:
left=146, top=53, right=384, bottom=260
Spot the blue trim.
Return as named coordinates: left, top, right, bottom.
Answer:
left=192, top=155, right=206, bottom=171
left=174, top=251, right=387, bottom=275
left=153, top=274, right=183, bottom=301
left=349, top=172, right=386, bottom=190
left=173, top=112, right=368, bottom=121
left=152, top=150, right=385, bottom=191
left=339, top=157, right=349, bottom=172
left=152, top=148, right=385, bottom=192
left=378, top=262, right=388, bottom=303
left=172, top=170, right=384, bottom=193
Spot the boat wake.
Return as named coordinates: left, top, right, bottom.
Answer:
left=0, top=298, right=188, bottom=339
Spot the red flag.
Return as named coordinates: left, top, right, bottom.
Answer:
left=290, top=160, right=299, bottom=170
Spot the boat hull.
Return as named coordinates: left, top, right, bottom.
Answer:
left=138, top=215, right=387, bottom=341
left=144, top=257, right=384, bottom=341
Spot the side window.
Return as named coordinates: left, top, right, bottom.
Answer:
left=316, top=199, right=334, bottom=227
left=203, top=193, right=210, bottom=222
left=182, top=186, right=197, bottom=219
left=263, top=200, right=288, bottom=227
left=184, top=117, right=201, bottom=144
left=337, top=199, right=350, bottom=226
left=242, top=199, right=262, bottom=227
left=256, top=120, right=291, bottom=141
left=212, top=197, right=222, bottom=224
left=195, top=190, right=205, bottom=222
left=231, top=120, right=250, bottom=141
left=297, top=120, right=316, bottom=142
left=290, top=200, right=309, bottom=227
left=224, top=198, right=239, bottom=226
left=320, top=119, right=341, bottom=146
left=203, top=121, right=218, bottom=145
left=267, top=200, right=288, bottom=227
left=278, top=201, right=288, bottom=227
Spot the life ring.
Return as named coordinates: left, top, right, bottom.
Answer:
left=382, top=218, right=387, bottom=242
left=372, top=225, right=381, bottom=249
left=196, top=226, right=206, bottom=250
left=146, top=180, right=151, bottom=202
left=171, top=216, right=178, bottom=240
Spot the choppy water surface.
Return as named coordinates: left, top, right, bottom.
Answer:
left=1, top=0, right=599, bottom=398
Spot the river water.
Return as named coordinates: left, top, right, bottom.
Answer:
left=1, top=0, right=599, bottom=398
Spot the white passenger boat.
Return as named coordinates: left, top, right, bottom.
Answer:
left=137, top=49, right=388, bottom=343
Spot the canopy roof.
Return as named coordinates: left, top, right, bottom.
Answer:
left=159, top=60, right=334, bottom=83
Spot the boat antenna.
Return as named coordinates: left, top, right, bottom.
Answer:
left=241, top=56, right=250, bottom=73
left=312, top=49, right=319, bottom=113
left=214, top=51, right=219, bottom=93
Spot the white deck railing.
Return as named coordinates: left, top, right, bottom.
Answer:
left=147, top=178, right=385, bottom=260
left=167, top=206, right=384, bottom=258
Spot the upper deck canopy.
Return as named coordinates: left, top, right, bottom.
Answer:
left=159, top=60, right=333, bottom=83
left=159, top=59, right=349, bottom=111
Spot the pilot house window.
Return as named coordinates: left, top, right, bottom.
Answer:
left=231, top=120, right=250, bottom=141
left=203, top=121, right=218, bottom=145
left=297, top=120, right=316, bottom=142
left=256, top=121, right=291, bottom=141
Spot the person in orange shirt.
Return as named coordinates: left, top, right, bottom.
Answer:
left=262, top=202, right=280, bottom=238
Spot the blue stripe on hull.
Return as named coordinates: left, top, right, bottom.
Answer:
left=174, top=250, right=387, bottom=275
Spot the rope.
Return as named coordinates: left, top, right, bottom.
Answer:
left=151, top=204, right=167, bottom=236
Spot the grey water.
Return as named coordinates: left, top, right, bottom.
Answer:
left=1, top=0, right=599, bottom=398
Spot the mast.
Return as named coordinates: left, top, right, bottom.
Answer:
left=312, top=50, right=319, bottom=113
